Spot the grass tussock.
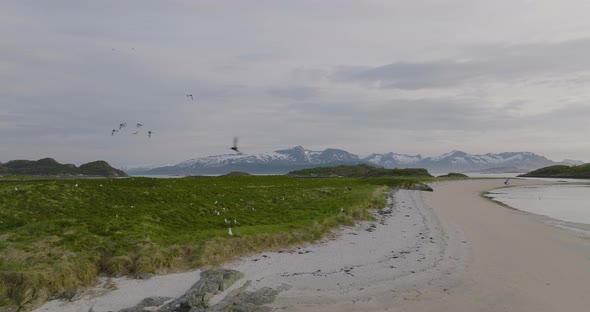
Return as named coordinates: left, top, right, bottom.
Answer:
left=197, top=186, right=389, bottom=266
left=0, top=175, right=420, bottom=310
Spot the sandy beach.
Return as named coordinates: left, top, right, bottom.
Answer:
left=34, top=179, right=590, bottom=312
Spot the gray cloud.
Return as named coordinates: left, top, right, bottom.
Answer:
left=288, top=98, right=516, bottom=132
left=334, top=38, right=590, bottom=89
left=2, top=1, right=590, bottom=165
left=267, top=86, right=318, bottom=101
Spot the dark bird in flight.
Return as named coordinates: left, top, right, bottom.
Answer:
left=230, top=137, right=242, bottom=154
left=187, top=94, right=193, bottom=100
left=111, top=129, right=119, bottom=136
left=132, top=131, right=139, bottom=135
left=119, top=123, right=127, bottom=130
left=136, top=123, right=143, bottom=128
left=148, top=131, right=153, bottom=138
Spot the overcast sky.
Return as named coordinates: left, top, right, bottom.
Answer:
left=2, top=0, right=590, bottom=167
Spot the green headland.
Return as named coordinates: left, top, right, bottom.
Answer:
left=0, top=171, right=432, bottom=310
left=519, top=163, right=590, bottom=179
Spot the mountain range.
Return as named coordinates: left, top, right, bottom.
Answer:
left=127, top=146, right=584, bottom=176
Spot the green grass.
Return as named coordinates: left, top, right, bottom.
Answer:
left=520, top=163, right=590, bottom=178
left=0, top=175, right=419, bottom=310
left=288, top=164, right=433, bottom=178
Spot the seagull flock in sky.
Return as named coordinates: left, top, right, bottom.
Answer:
left=111, top=122, right=152, bottom=138
left=109, top=95, right=244, bottom=154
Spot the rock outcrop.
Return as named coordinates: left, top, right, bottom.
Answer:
left=119, top=269, right=290, bottom=312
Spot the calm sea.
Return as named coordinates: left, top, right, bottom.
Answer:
left=486, top=179, right=590, bottom=225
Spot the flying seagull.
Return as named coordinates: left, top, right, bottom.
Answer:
left=187, top=94, right=193, bottom=100
left=132, top=131, right=139, bottom=135
left=230, top=137, right=242, bottom=154
left=119, top=123, right=127, bottom=130
left=111, top=129, right=119, bottom=136
left=136, top=123, right=143, bottom=128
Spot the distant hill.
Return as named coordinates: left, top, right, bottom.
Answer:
left=437, top=172, right=468, bottom=178
left=221, top=171, right=251, bottom=177
left=127, top=146, right=585, bottom=176
left=0, top=158, right=127, bottom=177
left=519, top=164, right=590, bottom=179
left=287, top=164, right=432, bottom=178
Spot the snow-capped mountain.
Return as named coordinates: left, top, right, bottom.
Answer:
left=129, top=146, right=361, bottom=175
left=414, top=150, right=556, bottom=172
left=561, top=159, right=585, bottom=166
left=363, top=152, right=423, bottom=168
left=127, top=147, right=583, bottom=176
left=363, top=150, right=578, bottom=172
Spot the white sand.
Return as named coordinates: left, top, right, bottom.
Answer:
left=35, top=179, right=590, bottom=312
left=34, top=271, right=200, bottom=312
left=216, top=188, right=469, bottom=311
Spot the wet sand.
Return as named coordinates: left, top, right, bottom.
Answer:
left=388, top=179, right=590, bottom=312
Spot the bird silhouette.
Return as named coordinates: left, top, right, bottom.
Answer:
left=111, top=129, right=119, bottom=136
left=230, top=137, right=242, bottom=154
left=136, top=123, right=143, bottom=128
left=187, top=94, right=193, bottom=100
left=148, top=131, right=152, bottom=138
left=119, top=123, right=127, bottom=130
left=132, top=131, right=139, bottom=135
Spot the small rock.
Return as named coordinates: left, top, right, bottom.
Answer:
left=136, top=272, right=153, bottom=280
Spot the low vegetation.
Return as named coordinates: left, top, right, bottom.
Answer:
left=0, top=175, right=421, bottom=310
left=519, top=163, right=590, bottom=179
left=287, top=164, right=432, bottom=178
left=0, top=158, right=127, bottom=177
left=220, top=171, right=251, bottom=177
left=437, top=172, right=468, bottom=179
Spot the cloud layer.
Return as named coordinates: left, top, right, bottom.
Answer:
left=2, top=0, right=590, bottom=166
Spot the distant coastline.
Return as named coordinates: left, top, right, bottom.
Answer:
left=519, top=164, right=590, bottom=179
left=0, top=158, right=127, bottom=177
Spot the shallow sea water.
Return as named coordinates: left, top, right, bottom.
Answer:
left=486, top=180, right=590, bottom=225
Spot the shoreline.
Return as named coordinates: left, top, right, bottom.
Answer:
left=35, top=186, right=462, bottom=312
left=218, top=187, right=469, bottom=311
left=482, top=179, right=590, bottom=236
left=34, top=179, right=590, bottom=311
